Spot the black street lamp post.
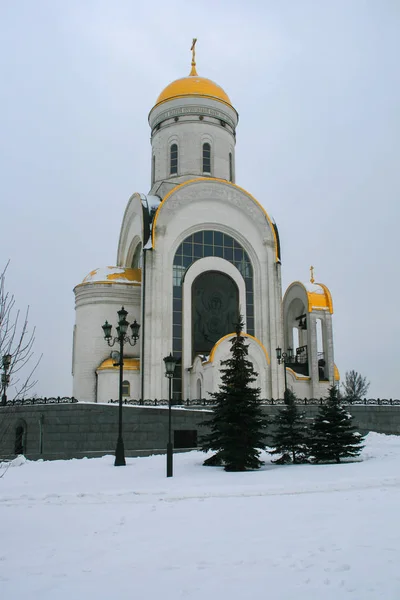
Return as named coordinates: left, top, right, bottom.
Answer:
left=102, top=307, right=140, bottom=466
left=276, top=346, right=293, bottom=401
left=163, top=352, right=178, bottom=478
left=1, top=354, right=12, bottom=406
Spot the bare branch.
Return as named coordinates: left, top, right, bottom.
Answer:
left=1, top=262, right=41, bottom=400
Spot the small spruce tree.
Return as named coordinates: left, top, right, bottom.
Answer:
left=270, top=389, right=309, bottom=464
left=201, top=317, right=269, bottom=471
left=309, top=385, right=365, bottom=463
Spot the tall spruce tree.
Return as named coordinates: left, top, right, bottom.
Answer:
left=201, top=317, right=269, bottom=471
left=309, top=385, right=365, bottom=463
left=270, top=389, right=309, bottom=464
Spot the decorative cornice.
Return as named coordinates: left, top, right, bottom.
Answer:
left=150, top=103, right=236, bottom=130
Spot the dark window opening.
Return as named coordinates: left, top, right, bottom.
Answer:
left=229, top=152, right=233, bottom=182
left=203, top=143, right=211, bottom=173
left=152, top=155, right=155, bottom=185
left=15, top=425, right=25, bottom=455
left=170, top=143, right=178, bottom=175
left=122, top=380, right=130, bottom=397
left=174, top=430, right=198, bottom=449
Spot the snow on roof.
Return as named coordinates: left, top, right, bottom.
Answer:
left=81, top=267, right=142, bottom=285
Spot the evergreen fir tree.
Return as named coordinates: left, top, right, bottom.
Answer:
left=270, top=389, right=309, bottom=464
left=201, top=317, right=269, bottom=471
left=309, top=385, right=365, bottom=463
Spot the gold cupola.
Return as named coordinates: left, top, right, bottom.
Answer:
left=154, top=39, right=233, bottom=109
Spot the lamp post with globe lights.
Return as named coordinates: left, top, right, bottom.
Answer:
left=163, top=352, right=178, bottom=477
left=102, top=307, right=140, bottom=466
left=275, top=346, right=293, bottom=401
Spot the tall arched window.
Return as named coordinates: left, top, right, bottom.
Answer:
left=152, top=155, right=155, bottom=185
left=229, top=152, right=233, bottom=182
left=202, top=143, right=211, bottom=174
left=170, top=144, right=178, bottom=175
left=172, top=230, right=254, bottom=400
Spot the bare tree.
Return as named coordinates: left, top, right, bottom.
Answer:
left=342, top=370, right=370, bottom=400
left=0, top=262, right=42, bottom=401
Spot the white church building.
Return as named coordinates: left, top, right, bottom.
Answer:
left=72, top=42, right=338, bottom=403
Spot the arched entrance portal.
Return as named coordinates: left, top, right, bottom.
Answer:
left=192, top=271, right=239, bottom=357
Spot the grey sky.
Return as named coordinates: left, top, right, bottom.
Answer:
left=0, top=1, right=399, bottom=398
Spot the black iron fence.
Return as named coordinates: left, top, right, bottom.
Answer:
left=109, top=397, right=400, bottom=407
left=2, top=396, right=78, bottom=406
left=1, top=396, right=399, bottom=408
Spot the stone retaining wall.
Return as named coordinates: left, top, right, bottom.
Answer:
left=1, top=403, right=399, bottom=461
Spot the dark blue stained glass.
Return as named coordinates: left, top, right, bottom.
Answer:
left=172, top=229, right=254, bottom=399
left=183, top=242, right=192, bottom=256
left=173, top=324, right=182, bottom=338
left=234, top=248, right=243, bottom=261
left=173, top=297, right=182, bottom=311
left=193, top=231, right=203, bottom=244
left=214, top=231, right=223, bottom=246
left=204, top=231, right=213, bottom=245
left=224, top=235, right=234, bottom=248
left=193, top=244, right=203, bottom=258
left=173, top=286, right=182, bottom=298
left=224, top=247, right=233, bottom=261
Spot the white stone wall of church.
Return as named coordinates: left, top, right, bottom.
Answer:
left=151, top=119, right=235, bottom=185
left=73, top=284, right=141, bottom=402
left=142, top=180, right=281, bottom=399
left=97, top=370, right=141, bottom=404
left=149, top=96, right=237, bottom=187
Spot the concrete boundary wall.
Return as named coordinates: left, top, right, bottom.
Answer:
left=1, top=403, right=399, bottom=461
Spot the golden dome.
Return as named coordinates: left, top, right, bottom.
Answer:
left=155, top=74, right=232, bottom=108
left=154, top=39, right=232, bottom=108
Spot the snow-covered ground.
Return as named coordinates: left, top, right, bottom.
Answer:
left=1, top=432, right=400, bottom=599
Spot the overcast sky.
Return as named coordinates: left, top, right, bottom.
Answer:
left=0, top=1, right=399, bottom=398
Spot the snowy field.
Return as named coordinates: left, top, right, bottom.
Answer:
left=1, top=432, right=400, bottom=600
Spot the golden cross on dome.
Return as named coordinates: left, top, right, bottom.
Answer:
left=190, top=38, right=198, bottom=76
left=310, top=265, right=315, bottom=284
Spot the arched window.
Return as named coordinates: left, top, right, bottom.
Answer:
left=172, top=230, right=254, bottom=400
left=132, top=243, right=142, bottom=269
left=170, top=144, right=178, bottom=175
left=15, top=424, right=25, bottom=455
left=122, top=380, right=130, bottom=397
left=229, top=152, right=233, bottom=182
left=202, top=143, right=211, bottom=174
left=151, top=155, right=155, bottom=185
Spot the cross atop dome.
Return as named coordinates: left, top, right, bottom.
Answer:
left=190, top=38, right=198, bottom=76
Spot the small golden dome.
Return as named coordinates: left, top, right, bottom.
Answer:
left=155, top=38, right=232, bottom=108
left=155, top=75, right=232, bottom=108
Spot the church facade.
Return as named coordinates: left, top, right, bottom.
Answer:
left=72, top=43, right=338, bottom=403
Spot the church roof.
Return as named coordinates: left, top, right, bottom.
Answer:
left=80, top=267, right=141, bottom=286
left=303, top=282, right=334, bottom=314
left=97, top=358, right=140, bottom=371
left=154, top=39, right=233, bottom=109
left=155, top=74, right=232, bottom=108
